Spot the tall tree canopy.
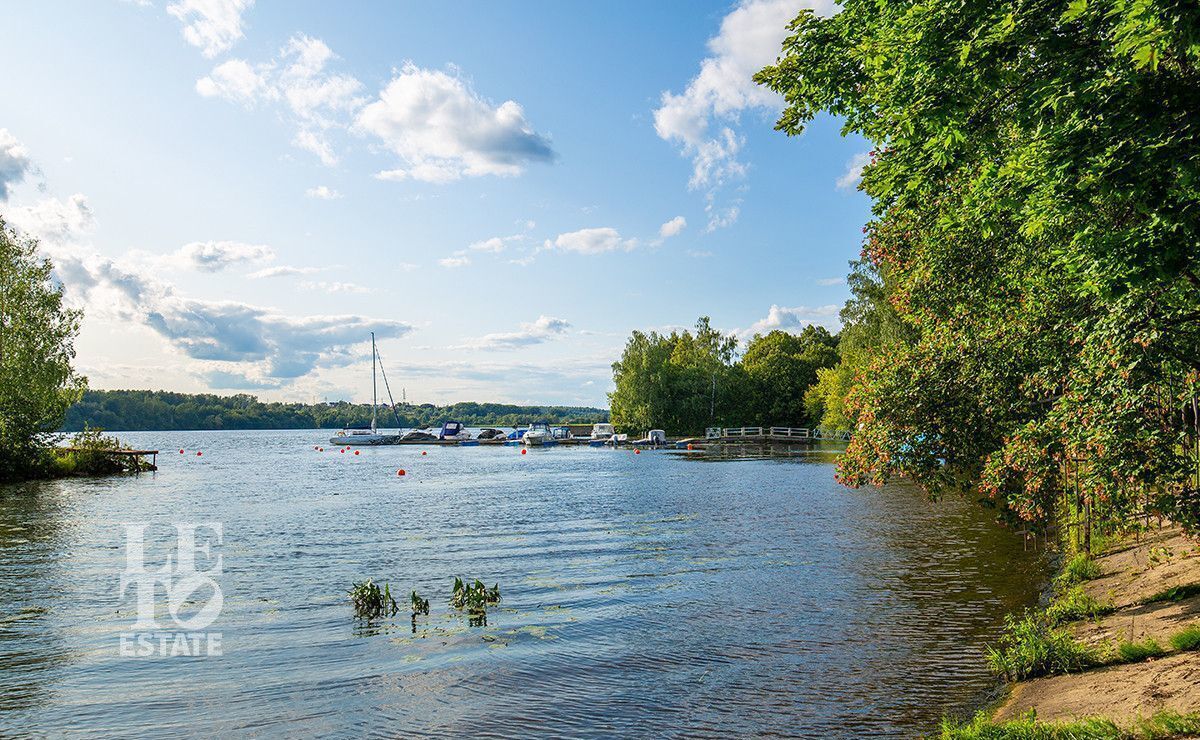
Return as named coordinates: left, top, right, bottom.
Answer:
left=609, top=317, right=746, bottom=434
left=0, top=218, right=86, bottom=480
left=743, top=326, right=839, bottom=427
left=757, top=0, right=1200, bottom=525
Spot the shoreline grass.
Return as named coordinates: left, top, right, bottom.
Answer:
left=940, top=710, right=1200, bottom=739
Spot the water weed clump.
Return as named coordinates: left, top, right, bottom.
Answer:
left=940, top=710, right=1200, bottom=739
left=1169, top=624, right=1200, bottom=652
left=1045, top=586, right=1115, bottom=625
left=410, top=590, right=430, bottom=616
left=348, top=580, right=399, bottom=620
left=1113, top=637, right=1167, bottom=664
left=450, top=578, right=501, bottom=613
left=986, top=612, right=1098, bottom=681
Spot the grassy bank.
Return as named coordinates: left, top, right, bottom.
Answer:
left=940, top=526, right=1200, bottom=738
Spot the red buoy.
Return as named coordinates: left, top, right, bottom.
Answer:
left=421, top=451, right=427, bottom=456
left=634, top=449, right=641, bottom=455
left=397, top=469, right=406, bottom=476
left=354, top=450, right=360, bottom=456
left=179, top=449, right=185, bottom=454
left=521, top=448, right=527, bottom=455
left=196, top=451, right=203, bottom=457
left=340, top=448, right=345, bottom=453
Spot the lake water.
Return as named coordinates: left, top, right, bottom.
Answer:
left=0, top=430, right=1048, bottom=738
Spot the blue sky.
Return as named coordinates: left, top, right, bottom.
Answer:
left=0, top=0, right=869, bottom=408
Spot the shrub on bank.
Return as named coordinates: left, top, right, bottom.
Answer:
left=49, top=426, right=147, bottom=477
left=1113, top=637, right=1167, bottom=664
left=1168, top=625, right=1200, bottom=652
left=1053, top=554, right=1102, bottom=591
left=1045, top=586, right=1115, bottom=626
left=986, top=613, right=1099, bottom=681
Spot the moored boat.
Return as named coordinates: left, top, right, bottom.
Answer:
left=523, top=421, right=556, bottom=446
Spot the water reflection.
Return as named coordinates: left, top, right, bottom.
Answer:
left=0, top=431, right=1049, bottom=737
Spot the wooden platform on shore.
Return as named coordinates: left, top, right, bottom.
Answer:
left=56, top=447, right=159, bottom=472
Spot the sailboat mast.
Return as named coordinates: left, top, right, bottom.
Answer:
left=371, top=332, right=377, bottom=432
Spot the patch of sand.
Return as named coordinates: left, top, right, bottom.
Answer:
left=995, top=651, right=1200, bottom=723
left=994, top=524, right=1200, bottom=725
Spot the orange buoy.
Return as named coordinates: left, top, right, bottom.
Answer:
left=397, top=469, right=406, bottom=476
left=520, top=448, right=527, bottom=455
left=634, top=449, right=641, bottom=455
left=687, top=444, right=694, bottom=451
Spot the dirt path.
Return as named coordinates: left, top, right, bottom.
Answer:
left=993, top=525, right=1200, bottom=724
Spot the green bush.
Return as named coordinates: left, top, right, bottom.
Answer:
left=1045, top=586, right=1115, bottom=625
left=1142, top=584, right=1200, bottom=605
left=1169, top=624, right=1200, bottom=652
left=986, top=613, right=1099, bottom=681
left=1054, top=553, right=1102, bottom=592
left=1114, top=637, right=1166, bottom=664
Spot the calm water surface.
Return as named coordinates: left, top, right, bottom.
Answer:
left=0, top=430, right=1048, bottom=738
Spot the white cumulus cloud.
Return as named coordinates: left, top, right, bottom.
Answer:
left=742, top=303, right=841, bottom=337
left=459, top=315, right=571, bottom=351
left=439, top=252, right=471, bottom=268
left=546, top=227, right=637, bottom=255
left=837, top=151, right=870, bottom=190
left=195, top=59, right=272, bottom=104
left=174, top=240, right=274, bottom=272
left=0, top=129, right=33, bottom=201
left=658, top=215, right=687, bottom=239
left=356, top=63, right=555, bottom=183
left=654, top=0, right=837, bottom=229
left=305, top=185, right=342, bottom=200
left=167, top=0, right=253, bottom=58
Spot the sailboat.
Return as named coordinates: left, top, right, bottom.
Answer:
left=329, top=333, right=401, bottom=446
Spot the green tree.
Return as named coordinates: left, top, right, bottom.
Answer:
left=609, top=317, right=744, bottom=435
left=757, top=0, right=1200, bottom=524
left=0, top=218, right=86, bottom=480
left=743, top=326, right=838, bottom=427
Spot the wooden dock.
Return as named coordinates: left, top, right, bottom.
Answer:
left=59, top=447, right=159, bottom=471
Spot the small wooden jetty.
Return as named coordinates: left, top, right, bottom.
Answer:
left=59, top=447, right=159, bottom=472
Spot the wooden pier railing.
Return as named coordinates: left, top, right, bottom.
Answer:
left=704, top=426, right=852, bottom=442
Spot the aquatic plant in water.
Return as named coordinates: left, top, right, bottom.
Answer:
left=450, top=578, right=501, bottom=613
left=411, top=590, right=430, bottom=616
left=348, top=580, right=399, bottom=620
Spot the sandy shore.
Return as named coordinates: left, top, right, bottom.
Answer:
left=995, top=525, right=1200, bottom=724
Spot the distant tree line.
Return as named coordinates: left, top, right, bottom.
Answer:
left=63, top=390, right=609, bottom=432
left=608, top=317, right=840, bottom=435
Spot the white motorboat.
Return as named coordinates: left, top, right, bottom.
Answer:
left=523, top=420, right=556, bottom=447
